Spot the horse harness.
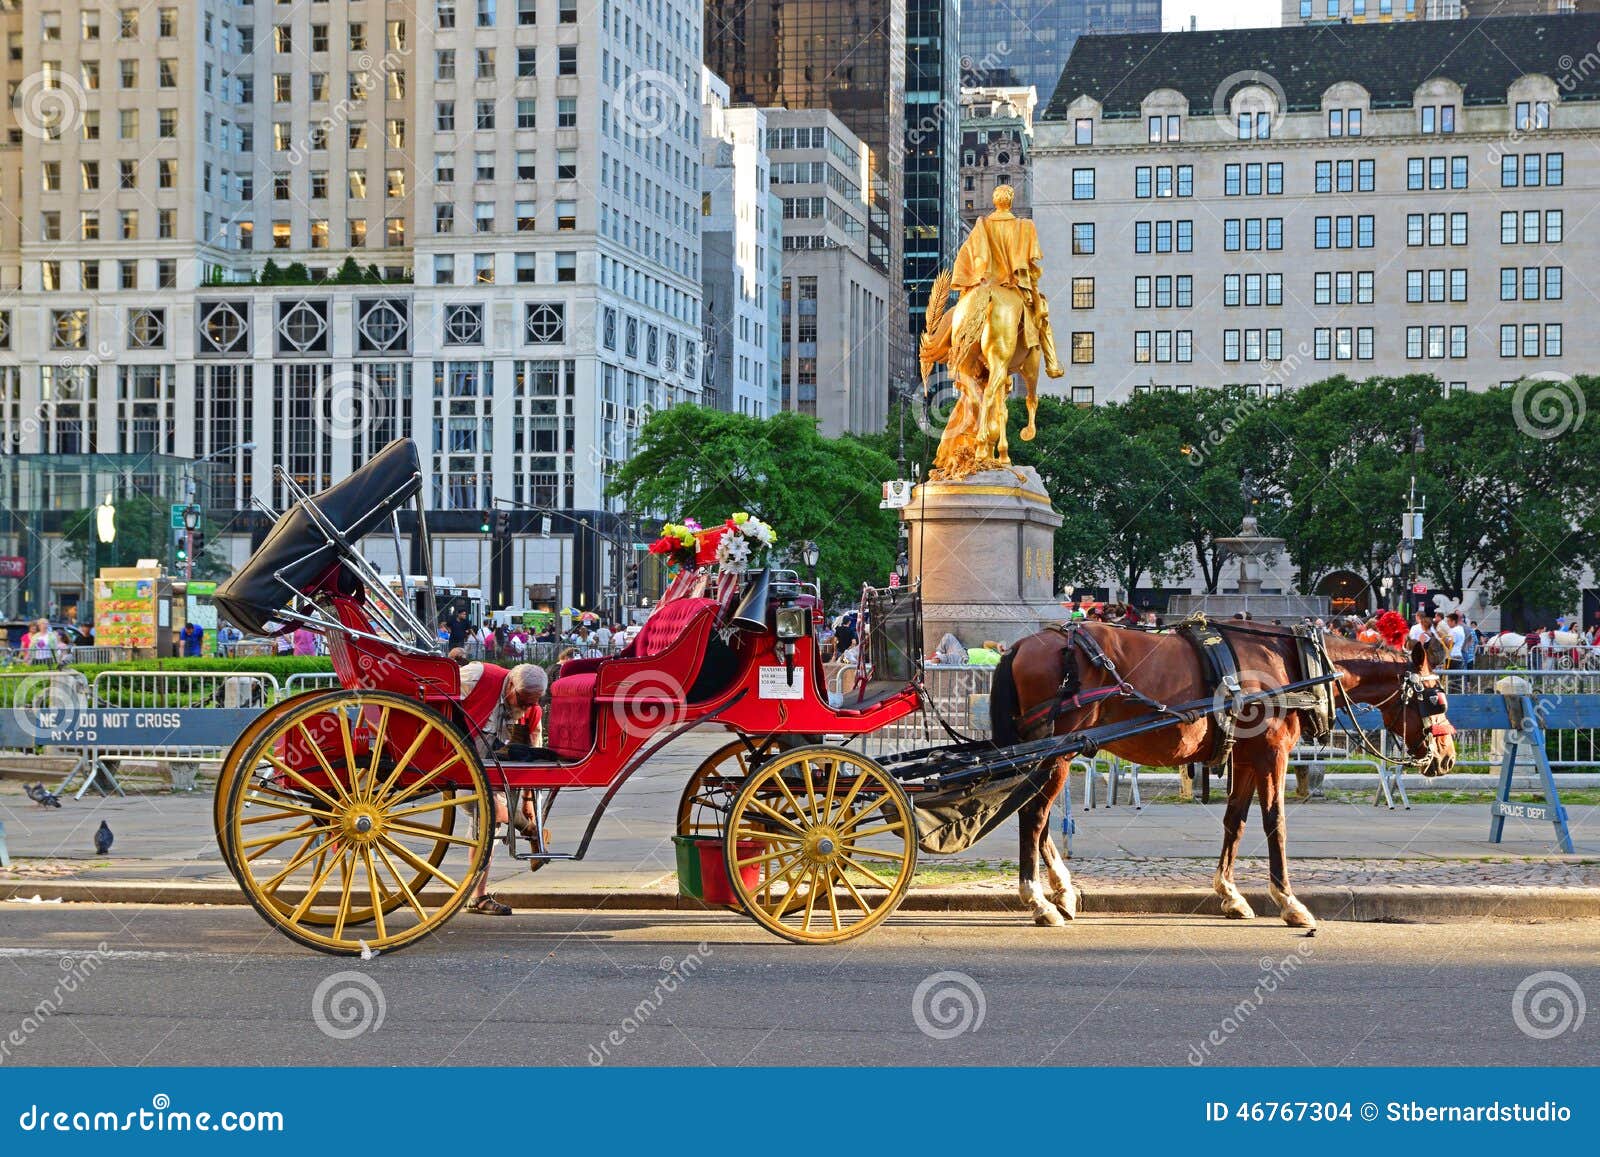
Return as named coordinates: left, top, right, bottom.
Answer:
left=1017, top=618, right=1341, bottom=770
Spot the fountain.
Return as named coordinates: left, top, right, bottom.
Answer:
left=1165, top=475, right=1329, bottom=621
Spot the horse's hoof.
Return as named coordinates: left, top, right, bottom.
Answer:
left=1033, top=906, right=1068, bottom=928
left=1048, top=891, right=1077, bottom=921
left=1221, top=901, right=1256, bottom=920
left=1281, top=903, right=1316, bottom=929
left=1020, top=425, right=1036, bottom=442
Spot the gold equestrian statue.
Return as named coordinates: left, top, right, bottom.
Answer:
left=918, top=185, right=1064, bottom=480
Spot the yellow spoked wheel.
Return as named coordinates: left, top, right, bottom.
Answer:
left=214, top=690, right=332, bottom=877
left=675, top=738, right=778, bottom=839
left=725, top=746, right=917, bottom=945
left=225, top=690, right=490, bottom=956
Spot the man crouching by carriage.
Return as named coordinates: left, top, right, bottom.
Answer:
left=456, top=660, right=548, bottom=915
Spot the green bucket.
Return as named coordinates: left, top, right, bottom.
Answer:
left=672, top=834, right=710, bottom=900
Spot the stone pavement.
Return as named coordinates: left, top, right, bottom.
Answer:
left=1, top=730, right=1596, bottom=915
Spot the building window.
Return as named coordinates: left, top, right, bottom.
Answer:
left=443, top=303, right=483, bottom=345
left=525, top=303, right=566, bottom=344
left=275, top=301, right=331, bottom=355
left=1075, top=118, right=1092, bottom=145
left=52, top=309, right=89, bottom=350
left=127, top=308, right=166, bottom=349
left=1515, top=100, right=1550, bottom=131
left=1072, top=168, right=1095, bottom=200
left=1070, top=332, right=1094, bottom=364
left=1072, top=223, right=1094, bottom=255
left=1071, top=278, right=1094, bottom=309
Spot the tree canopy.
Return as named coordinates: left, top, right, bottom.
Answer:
left=609, top=376, right=1600, bottom=625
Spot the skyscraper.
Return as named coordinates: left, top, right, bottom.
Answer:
left=0, top=0, right=705, bottom=616
left=904, top=0, right=962, bottom=342
left=960, top=0, right=1162, bottom=98
left=705, top=0, right=913, bottom=401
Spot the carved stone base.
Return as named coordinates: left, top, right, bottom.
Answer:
left=901, top=467, right=1067, bottom=653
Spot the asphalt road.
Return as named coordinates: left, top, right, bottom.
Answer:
left=0, top=906, right=1595, bottom=1067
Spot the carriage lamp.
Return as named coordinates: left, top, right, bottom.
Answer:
left=182, top=504, right=202, bottom=532
left=800, top=540, right=819, bottom=570
left=776, top=606, right=808, bottom=641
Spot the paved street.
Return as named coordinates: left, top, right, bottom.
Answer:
left=2, top=730, right=1593, bottom=901
left=0, top=906, right=1595, bottom=1066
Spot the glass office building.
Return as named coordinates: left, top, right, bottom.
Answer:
left=960, top=0, right=1162, bottom=97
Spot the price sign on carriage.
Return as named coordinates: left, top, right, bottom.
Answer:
left=758, top=666, right=805, bottom=699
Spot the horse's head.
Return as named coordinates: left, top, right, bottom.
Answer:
left=1374, top=638, right=1457, bottom=777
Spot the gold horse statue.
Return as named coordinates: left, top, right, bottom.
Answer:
left=918, top=185, right=1064, bottom=481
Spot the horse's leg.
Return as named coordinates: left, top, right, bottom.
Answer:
left=1260, top=747, right=1316, bottom=929
left=1212, top=754, right=1256, bottom=919
left=1019, top=348, right=1041, bottom=442
left=1017, top=761, right=1066, bottom=927
left=1035, top=757, right=1076, bottom=919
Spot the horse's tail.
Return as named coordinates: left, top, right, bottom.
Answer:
left=989, top=646, right=1021, bottom=747
left=951, top=284, right=990, bottom=369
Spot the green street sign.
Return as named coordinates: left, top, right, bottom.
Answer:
left=170, top=504, right=187, bottom=530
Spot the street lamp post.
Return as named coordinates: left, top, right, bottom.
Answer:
left=799, top=539, right=820, bottom=598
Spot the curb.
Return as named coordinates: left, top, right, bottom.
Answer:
left=5, top=879, right=1599, bottom=922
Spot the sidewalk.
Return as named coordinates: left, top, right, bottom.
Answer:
left=3, top=731, right=1596, bottom=920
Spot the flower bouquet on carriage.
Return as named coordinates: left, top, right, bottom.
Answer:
left=647, top=512, right=778, bottom=612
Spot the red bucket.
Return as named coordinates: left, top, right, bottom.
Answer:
left=698, top=838, right=763, bottom=907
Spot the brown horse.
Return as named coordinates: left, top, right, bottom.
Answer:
left=988, top=622, right=1457, bottom=928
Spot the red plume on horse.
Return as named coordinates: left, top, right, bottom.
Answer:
left=988, top=619, right=1457, bottom=929
left=1375, top=610, right=1410, bottom=649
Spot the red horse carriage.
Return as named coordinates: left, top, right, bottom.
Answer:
left=212, top=440, right=1397, bottom=954
left=212, top=441, right=934, bottom=954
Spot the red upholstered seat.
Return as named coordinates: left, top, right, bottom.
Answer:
left=545, top=598, right=721, bottom=760
left=629, top=597, right=719, bottom=658
left=547, top=673, right=599, bottom=759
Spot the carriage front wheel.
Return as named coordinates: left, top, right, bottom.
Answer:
left=724, top=746, right=916, bottom=945
left=222, top=690, right=492, bottom=956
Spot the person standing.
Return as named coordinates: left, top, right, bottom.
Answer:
left=1445, top=612, right=1466, bottom=667
left=594, top=620, right=613, bottom=652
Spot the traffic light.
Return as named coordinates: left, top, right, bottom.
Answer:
left=173, top=528, right=188, bottom=567
left=494, top=510, right=511, bottom=537
left=192, top=526, right=205, bottom=557
left=479, top=513, right=492, bottom=535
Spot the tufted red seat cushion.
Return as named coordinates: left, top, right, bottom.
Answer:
left=631, top=597, right=721, bottom=658
left=547, top=673, right=599, bottom=760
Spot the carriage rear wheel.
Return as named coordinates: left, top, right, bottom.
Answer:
left=675, top=738, right=778, bottom=839
left=724, top=746, right=916, bottom=945
left=224, top=690, right=491, bottom=955
left=213, top=690, right=334, bottom=877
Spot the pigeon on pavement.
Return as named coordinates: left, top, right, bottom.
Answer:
left=26, top=783, right=62, bottom=809
left=94, top=820, right=113, bottom=855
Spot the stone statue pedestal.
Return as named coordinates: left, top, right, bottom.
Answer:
left=902, top=466, right=1066, bottom=653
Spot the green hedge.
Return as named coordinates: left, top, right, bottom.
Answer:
left=67, top=656, right=334, bottom=683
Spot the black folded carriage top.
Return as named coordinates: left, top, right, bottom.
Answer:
left=212, top=439, right=423, bottom=635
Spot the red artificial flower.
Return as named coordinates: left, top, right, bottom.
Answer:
left=695, top=524, right=730, bottom=567
left=1375, top=610, right=1409, bottom=649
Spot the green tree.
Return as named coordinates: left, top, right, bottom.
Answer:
left=607, top=407, right=900, bottom=600
left=1007, top=397, right=1190, bottom=596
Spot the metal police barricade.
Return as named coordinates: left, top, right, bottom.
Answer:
left=1486, top=675, right=1576, bottom=854
left=0, top=672, right=279, bottom=798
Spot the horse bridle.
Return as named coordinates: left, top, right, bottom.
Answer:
left=1334, top=644, right=1454, bottom=768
